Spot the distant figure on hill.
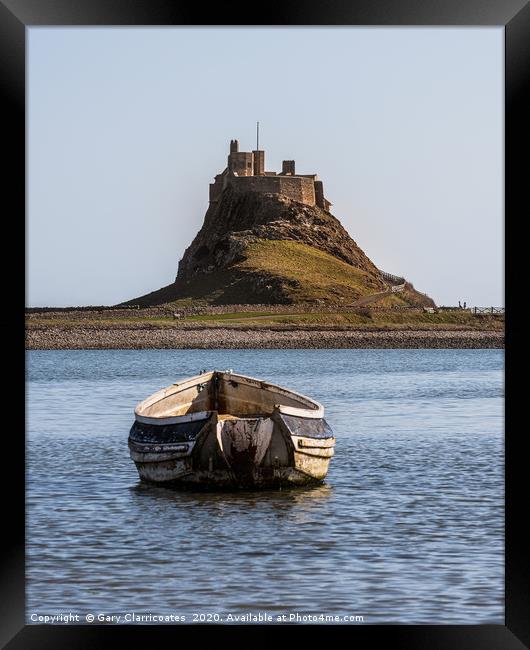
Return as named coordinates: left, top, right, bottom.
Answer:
left=458, top=301, right=462, bottom=308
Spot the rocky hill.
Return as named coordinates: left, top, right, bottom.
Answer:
left=122, top=185, right=434, bottom=308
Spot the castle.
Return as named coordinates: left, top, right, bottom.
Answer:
left=209, top=139, right=332, bottom=211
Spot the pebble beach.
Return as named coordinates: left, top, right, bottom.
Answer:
left=26, top=325, right=504, bottom=349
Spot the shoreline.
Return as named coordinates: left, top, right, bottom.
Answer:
left=26, top=326, right=504, bottom=349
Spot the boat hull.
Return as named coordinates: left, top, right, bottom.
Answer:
left=129, top=411, right=335, bottom=489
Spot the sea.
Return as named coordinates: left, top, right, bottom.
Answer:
left=26, top=349, right=504, bottom=624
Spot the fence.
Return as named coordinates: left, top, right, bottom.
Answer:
left=472, top=307, right=505, bottom=315
left=380, top=270, right=406, bottom=285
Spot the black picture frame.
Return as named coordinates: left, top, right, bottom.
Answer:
left=6, top=1, right=528, bottom=647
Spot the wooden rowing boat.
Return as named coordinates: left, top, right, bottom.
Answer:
left=128, top=370, right=335, bottom=488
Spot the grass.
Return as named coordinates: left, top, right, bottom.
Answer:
left=26, top=310, right=504, bottom=331
left=187, top=311, right=281, bottom=321
left=180, top=311, right=503, bottom=329
left=238, top=240, right=391, bottom=303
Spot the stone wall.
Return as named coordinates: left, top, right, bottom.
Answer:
left=280, top=176, right=315, bottom=206
left=209, top=174, right=225, bottom=202
left=228, top=175, right=316, bottom=206
left=314, top=180, right=325, bottom=209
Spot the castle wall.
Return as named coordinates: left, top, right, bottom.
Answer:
left=209, top=173, right=225, bottom=202
left=314, top=180, right=325, bottom=209
left=228, top=175, right=316, bottom=207
left=209, top=181, right=221, bottom=202
left=279, top=177, right=316, bottom=206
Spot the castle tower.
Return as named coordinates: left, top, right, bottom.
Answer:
left=282, top=160, right=295, bottom=175
left=252, top=150, right=265, bottom=175
left=228, top=139, right=253, bottom=176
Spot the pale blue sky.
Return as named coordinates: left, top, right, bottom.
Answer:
left=27, top=27, right=503, bottom=307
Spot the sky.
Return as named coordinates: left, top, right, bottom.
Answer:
left=27, top=27, right=503, bottom=307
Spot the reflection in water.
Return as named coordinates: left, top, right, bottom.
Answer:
left=131, top=482, right=333, bottom=509
left=26, top=349, right=504, bottom=623
left=130, top=482, right=334, bottom=530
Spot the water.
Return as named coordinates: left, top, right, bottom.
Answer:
left=26, top=349, right=504, bottom=624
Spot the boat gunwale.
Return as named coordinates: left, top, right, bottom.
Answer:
left=134, top=371, right=324, bottom=424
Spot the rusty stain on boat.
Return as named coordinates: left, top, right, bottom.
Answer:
left=128, top=370, right=335, bottom=489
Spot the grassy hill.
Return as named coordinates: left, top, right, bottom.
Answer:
left=238, top=240, right=403, bottom=304
left=122, top=239, right=414, bottom=309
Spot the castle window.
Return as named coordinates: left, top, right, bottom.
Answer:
left=247, top=162, right=252, bottom=168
